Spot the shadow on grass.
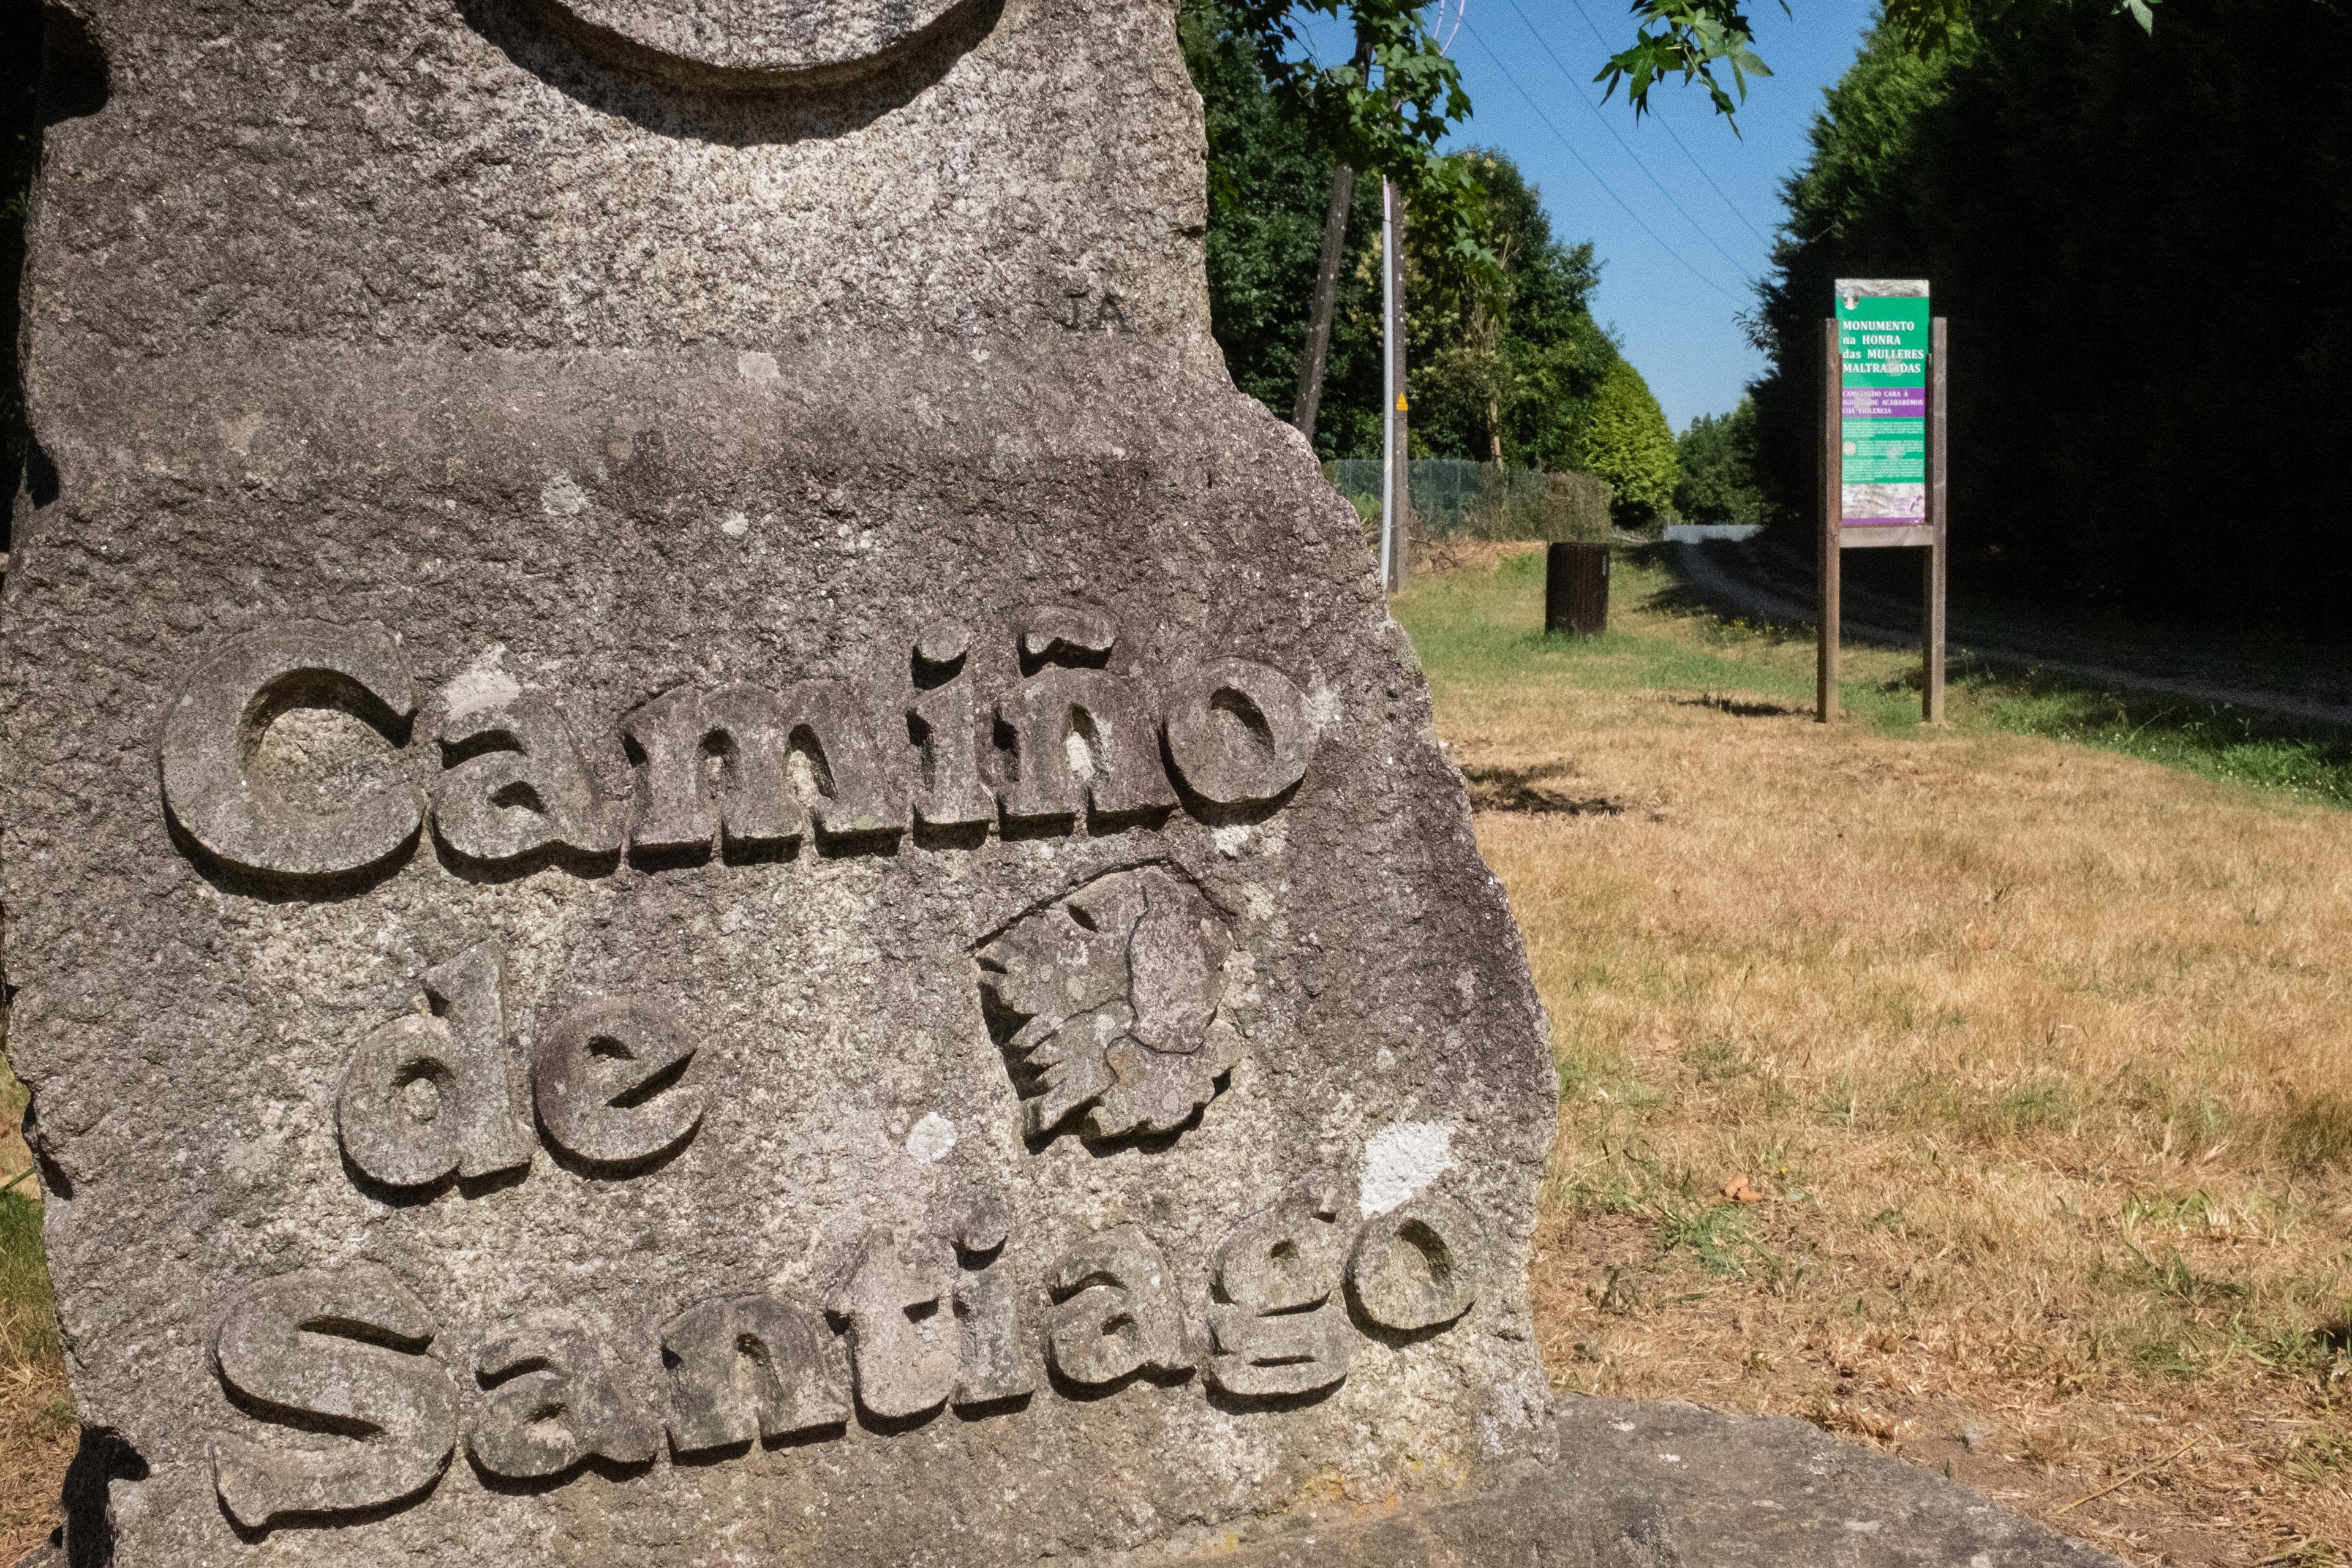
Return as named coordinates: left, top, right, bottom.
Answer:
left=1978, top=669, right=2352, bottom=807
left=1635, top=539, right=2352, bottom=809
left=1627, top=541, right=1817, bottom=644
left=1403, top=539, right=2352, bottom=810
left=1676, top=694, right=1804, bottom=720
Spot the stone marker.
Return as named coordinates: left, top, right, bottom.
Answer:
left=0, top=1, right=2119, bottom=1564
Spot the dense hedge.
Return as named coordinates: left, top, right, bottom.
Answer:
left=1749, top=0, right=2352, bottom=618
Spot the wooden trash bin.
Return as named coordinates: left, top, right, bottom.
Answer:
left=1545, top=541, right=1609, bottom=636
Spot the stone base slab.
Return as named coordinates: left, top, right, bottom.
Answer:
left=15, top=1395, right=2125, bottom=1567
left=1187, top=1396, right=2125, bottom=1567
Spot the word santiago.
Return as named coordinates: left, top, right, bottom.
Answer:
left=211, top=1181, right=1483, bottom=1531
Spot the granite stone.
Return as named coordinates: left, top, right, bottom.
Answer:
left=2, top=0, right=2111, bottom=1563
left=4, top=1, right=1554, bottom=1561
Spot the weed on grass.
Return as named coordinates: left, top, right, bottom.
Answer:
left=1406, top=543, right=2352, bottom=1562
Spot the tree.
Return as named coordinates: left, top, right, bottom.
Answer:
left=1573, top=360, right=1679, bottom=524
left=1747, top=0, right=2351, bottom=619
left=1674, top=399, right=1768, bottom=529
left=1596, top=0, right=2158, bottom=126
left=1400, top=149, right=1617, bottom=473
left=1182, top=1, right=1389, bottom=460
left=1181, top=51, right=1661, bottom=487
left=1225, top=1, right=1483, bottom=260
left=1217, top=3, right=1479, bottom=445
left=1221, top=0, right=1855, bottom=450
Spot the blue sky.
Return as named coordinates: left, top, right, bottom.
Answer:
left=1311, top=0, right=1884, bottom=430
left=1448, top=0, right=1882, bottom=428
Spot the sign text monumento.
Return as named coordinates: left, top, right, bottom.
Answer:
left=1835, top=279, right=1931, bottom=527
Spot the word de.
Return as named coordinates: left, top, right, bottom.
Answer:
left=338, top=938, right=703, bottom=1191
left=210, top=1186, right=1483, bottom=1529
left=158, top=611, right=1316, bottom=890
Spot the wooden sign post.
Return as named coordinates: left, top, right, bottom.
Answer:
left=1819, top=279, right=1948, bottom=724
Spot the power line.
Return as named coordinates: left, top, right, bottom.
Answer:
left=1457, top=22, right=1747, bottom=303
left=1490, top=0, right=1758, bottom=282
left=1556, top=0, right=1777, bottom=247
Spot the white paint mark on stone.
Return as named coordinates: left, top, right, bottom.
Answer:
left=905, top=1113, right=957, bottom=1164
left=1842, top=1521, right=1882, bottom=1534
left=1359, top=1121, right=1455, bottom=1216
left=1658, top=1453, right=1682, bottom=1464
left=1609, top=1420, right=1637, bottom=1433
left=1970, top=1556, right=1992, bottom=1567
left=443, top=645, right=521, bottom=718
left=1306, top=680, right=1343, bottom=733
left=737, top=351, right=780, bottom=382
left=1213, top=824, right=1251, bottom=859
left=540, top=472, right=587, bottom=516
left=722, top=511, right=750, bottom=537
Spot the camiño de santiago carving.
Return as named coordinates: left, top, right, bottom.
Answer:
left=157, top=612, right=1316, bottom=888
left=208, top=1185, right=1485, bottom=1531
left=167, top=613, right=1414, bottom=1533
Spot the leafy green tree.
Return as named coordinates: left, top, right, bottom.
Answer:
left=1747, top=0, right=2352, bottom=618
left=1574, top=360, right=1679, bottom=523
left=1401, top=149, right=1618, bottom=472
left=1673, top=399, right=1768, bottom=527
left=1596, top=0, right=2157, bottom=127
left=1182, top=0, right=1389, bottom=459
left=1225, top=0, right=1485, bottom=264
left=1184, top=15, right=1628, bottom=467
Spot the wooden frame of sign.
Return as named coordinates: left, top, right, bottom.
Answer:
left=1817, top=309, right=1948, bottom=725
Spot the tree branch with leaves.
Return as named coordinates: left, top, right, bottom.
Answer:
left=1595, top=0, right=2162, bottom=130
left=1227, top=1, right=1491, bottom=265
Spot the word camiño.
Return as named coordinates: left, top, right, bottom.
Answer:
left=158, top=611, right=1321, bottom=889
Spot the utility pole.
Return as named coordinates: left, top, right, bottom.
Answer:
left=1380, top=177, right=1411, bottom=594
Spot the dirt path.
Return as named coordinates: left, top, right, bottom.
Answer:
left=1676, top=542, right=2352, bottom=727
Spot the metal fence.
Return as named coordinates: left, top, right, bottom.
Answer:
left=1328, top=459, right=1615, bottom=541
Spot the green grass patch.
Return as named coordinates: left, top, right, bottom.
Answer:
left=0, top=1189, right=58, bottom=1369
left=1657, top=1200, right=1760, bottom=1276
left=1396, top=544, right=2352, bottom=807
left=1983, top=683, right=2352, bottom=806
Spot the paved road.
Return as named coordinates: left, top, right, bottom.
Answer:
left=1675, top=542, right=2352, bottom=728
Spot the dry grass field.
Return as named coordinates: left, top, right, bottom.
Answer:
left=0, top=1061, right=69, bottom=1564
left=1411, top=544, right=2352, bottom=1566
left=1, top=543, right=2348, bottom=1562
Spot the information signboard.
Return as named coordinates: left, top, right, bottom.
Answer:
left=1819, top=282, right=1947, bottom=726
left=1834, top=279, right=1930, bottom=526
